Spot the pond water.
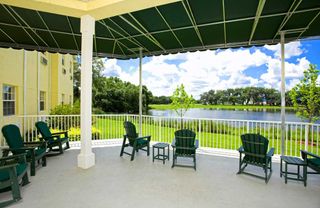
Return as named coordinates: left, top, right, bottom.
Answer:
left=148, top=108, right=307, bottom=123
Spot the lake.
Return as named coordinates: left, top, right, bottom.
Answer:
left=148, top=108, right=306, bottom=123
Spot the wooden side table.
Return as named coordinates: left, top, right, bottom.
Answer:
left=152, top=143, right=169, bottom=164
left=280, top=156, right=307, bottom=187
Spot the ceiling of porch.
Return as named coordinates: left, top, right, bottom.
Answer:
left=0, top=0, right=319, bottom=59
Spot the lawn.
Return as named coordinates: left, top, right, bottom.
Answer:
left=89, top=117, right=319, bottom=157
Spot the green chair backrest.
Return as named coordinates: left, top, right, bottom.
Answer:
left=123, top=121, right=138, bottom=146
left=35, top=121, right=52, bottom=140
left=174, top=129, right=196, bottom=155
left=241, top=133, right=269, bottom=164
left=1, top=124, right=25, bottom=154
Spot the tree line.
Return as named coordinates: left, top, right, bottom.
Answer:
left=199, top=87, right=293, bottom=106
left=73, top=58, right=153, bottom=113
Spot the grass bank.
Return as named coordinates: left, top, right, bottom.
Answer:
left=149, top=104, right=295, bottom=111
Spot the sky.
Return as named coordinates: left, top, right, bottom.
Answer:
left=101, top=39, right=320, bottom=99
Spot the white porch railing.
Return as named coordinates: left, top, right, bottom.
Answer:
left=0, top=114, right=319, bottom=157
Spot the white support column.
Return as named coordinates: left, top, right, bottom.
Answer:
left=139, top=48, right=143, bottom=136
left=37, top=53, right=40, bottom=115
left=77, top=15, right=95, bottom=169
left=280, top=32, right=286, bottom=156
left=23, top=50, right=27, bottom=133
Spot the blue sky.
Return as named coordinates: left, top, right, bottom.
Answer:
left=101, top=40, right=320, bottom=99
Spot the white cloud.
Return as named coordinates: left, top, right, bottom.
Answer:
left=102, top=41, right=309, bottom=98
left=264, top=41, right=303, bottom=59
left=260, top=57, right=310, bottom=90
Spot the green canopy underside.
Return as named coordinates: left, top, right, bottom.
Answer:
left=0, top=0, right=319, bottom=59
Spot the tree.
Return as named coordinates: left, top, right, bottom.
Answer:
left=289, top=64, right=320, bottom=123
left=171, top=84, right=195, bottom=118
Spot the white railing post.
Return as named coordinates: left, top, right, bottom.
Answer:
left=159, top=117, right=162, bottom=142
left=305, top=124, right=309, bottom=151
left=247, top=121, right=250, bottom=133
left=198, top=119, right=201, bottom=148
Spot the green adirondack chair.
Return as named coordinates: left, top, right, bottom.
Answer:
left=120, top=121, right=151, bottom=161
left=172, top=129, right=199, bottom=170
left=301, top=150, right=320, bottom=175
left=0, top=153, right=30, bottom=207
left=2, top=124, right=47, bottom=176
left=238, top=133, right=275, bottom=183
left=35, top=121, right=70, bottom=155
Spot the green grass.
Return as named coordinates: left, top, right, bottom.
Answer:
left=91, top=117, right=319, bottom=157
left=149, top=104, right=295, bottom=111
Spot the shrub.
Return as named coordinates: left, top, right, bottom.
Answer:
left=51, top=127, right=102, bottom=141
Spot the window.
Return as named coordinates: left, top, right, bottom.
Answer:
left=70, top=75, right=73, bottom=80
left=62, top=56, right=65, bottom=65
left=40, top=91, right=46, bottom=111
left=3, top=85, right=15, bottom=116
left=61, top=94, right=65, bottom=105
left=62, top=68, right=66, bottom=75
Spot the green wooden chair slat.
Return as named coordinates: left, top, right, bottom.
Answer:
left=35, top=121, right=70, bottom=155
left=301, top=150, right=320, bottom=175
left=0, top=154, right=30, bottom=207
left=238, top=133, right=275, bottom=183
left=2, top=124, right=47, bottom=176
left=172, top=129, right=199, bottom=170
left=120, top=121, right=151, bottom=161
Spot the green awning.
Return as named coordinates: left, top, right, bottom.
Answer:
left=0, top=0, right=319, bottom=59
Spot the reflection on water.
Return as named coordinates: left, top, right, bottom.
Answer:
left=148, top=108, right=306, bottom=122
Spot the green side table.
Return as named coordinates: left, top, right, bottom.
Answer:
left=280, top=156, right=307, bottom=187
left=152, top=143, right=169, bottom=164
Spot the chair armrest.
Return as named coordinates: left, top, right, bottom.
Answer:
left=137, top=135, right=151, bottom=141
left=267, top=148, right=275, bottom=157
left=0, top=163, right=18, bottom=170
left=24, top=141, right=47, bottom=148
left=301, top=150, right=320, bottom=160
left=195, top=139, right=199, bottom=149
left=2, top=146, right=35, bottom=151
left=238, top=146, right=244, bottom=153
left=0, top=153, right=27, bottom=163
left=171, top=139, right=176, bottom=148
left=24, top=141, right=44, bottom=145
left=51, top=131, right=68, bottom=136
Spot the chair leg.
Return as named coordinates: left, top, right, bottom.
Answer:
left=238, top=153, right=242, bottom=174
left=131, top=147, right=136, bottom=161
left=10, top=171, right=21, bottom=202
left=22, top=172, right=30, bottom=186
left=11, top=177, right=21, bottom=201
left=66, top=141, right=70, bottom=149
left=194, top=155, right=196, bottom=171
left=42, top=156, right=47, bottom=167
left=147, top=143, right=150, bottom=156
left=172, top=153, right=176, bottom=168
left=120, top=137, right=126, bottom=157
left=59, top=143, right=63, bottom=154
left=30, top=160, right=35, bottom=176
left=265, top=168, right=268, bottom=184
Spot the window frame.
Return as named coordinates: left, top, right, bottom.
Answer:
left=3, top=85, right=16, bottom=116
left=40, top=91, right=46, bottom=111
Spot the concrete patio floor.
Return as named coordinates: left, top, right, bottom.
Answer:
left=1, top=145, right=319, bottom=208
